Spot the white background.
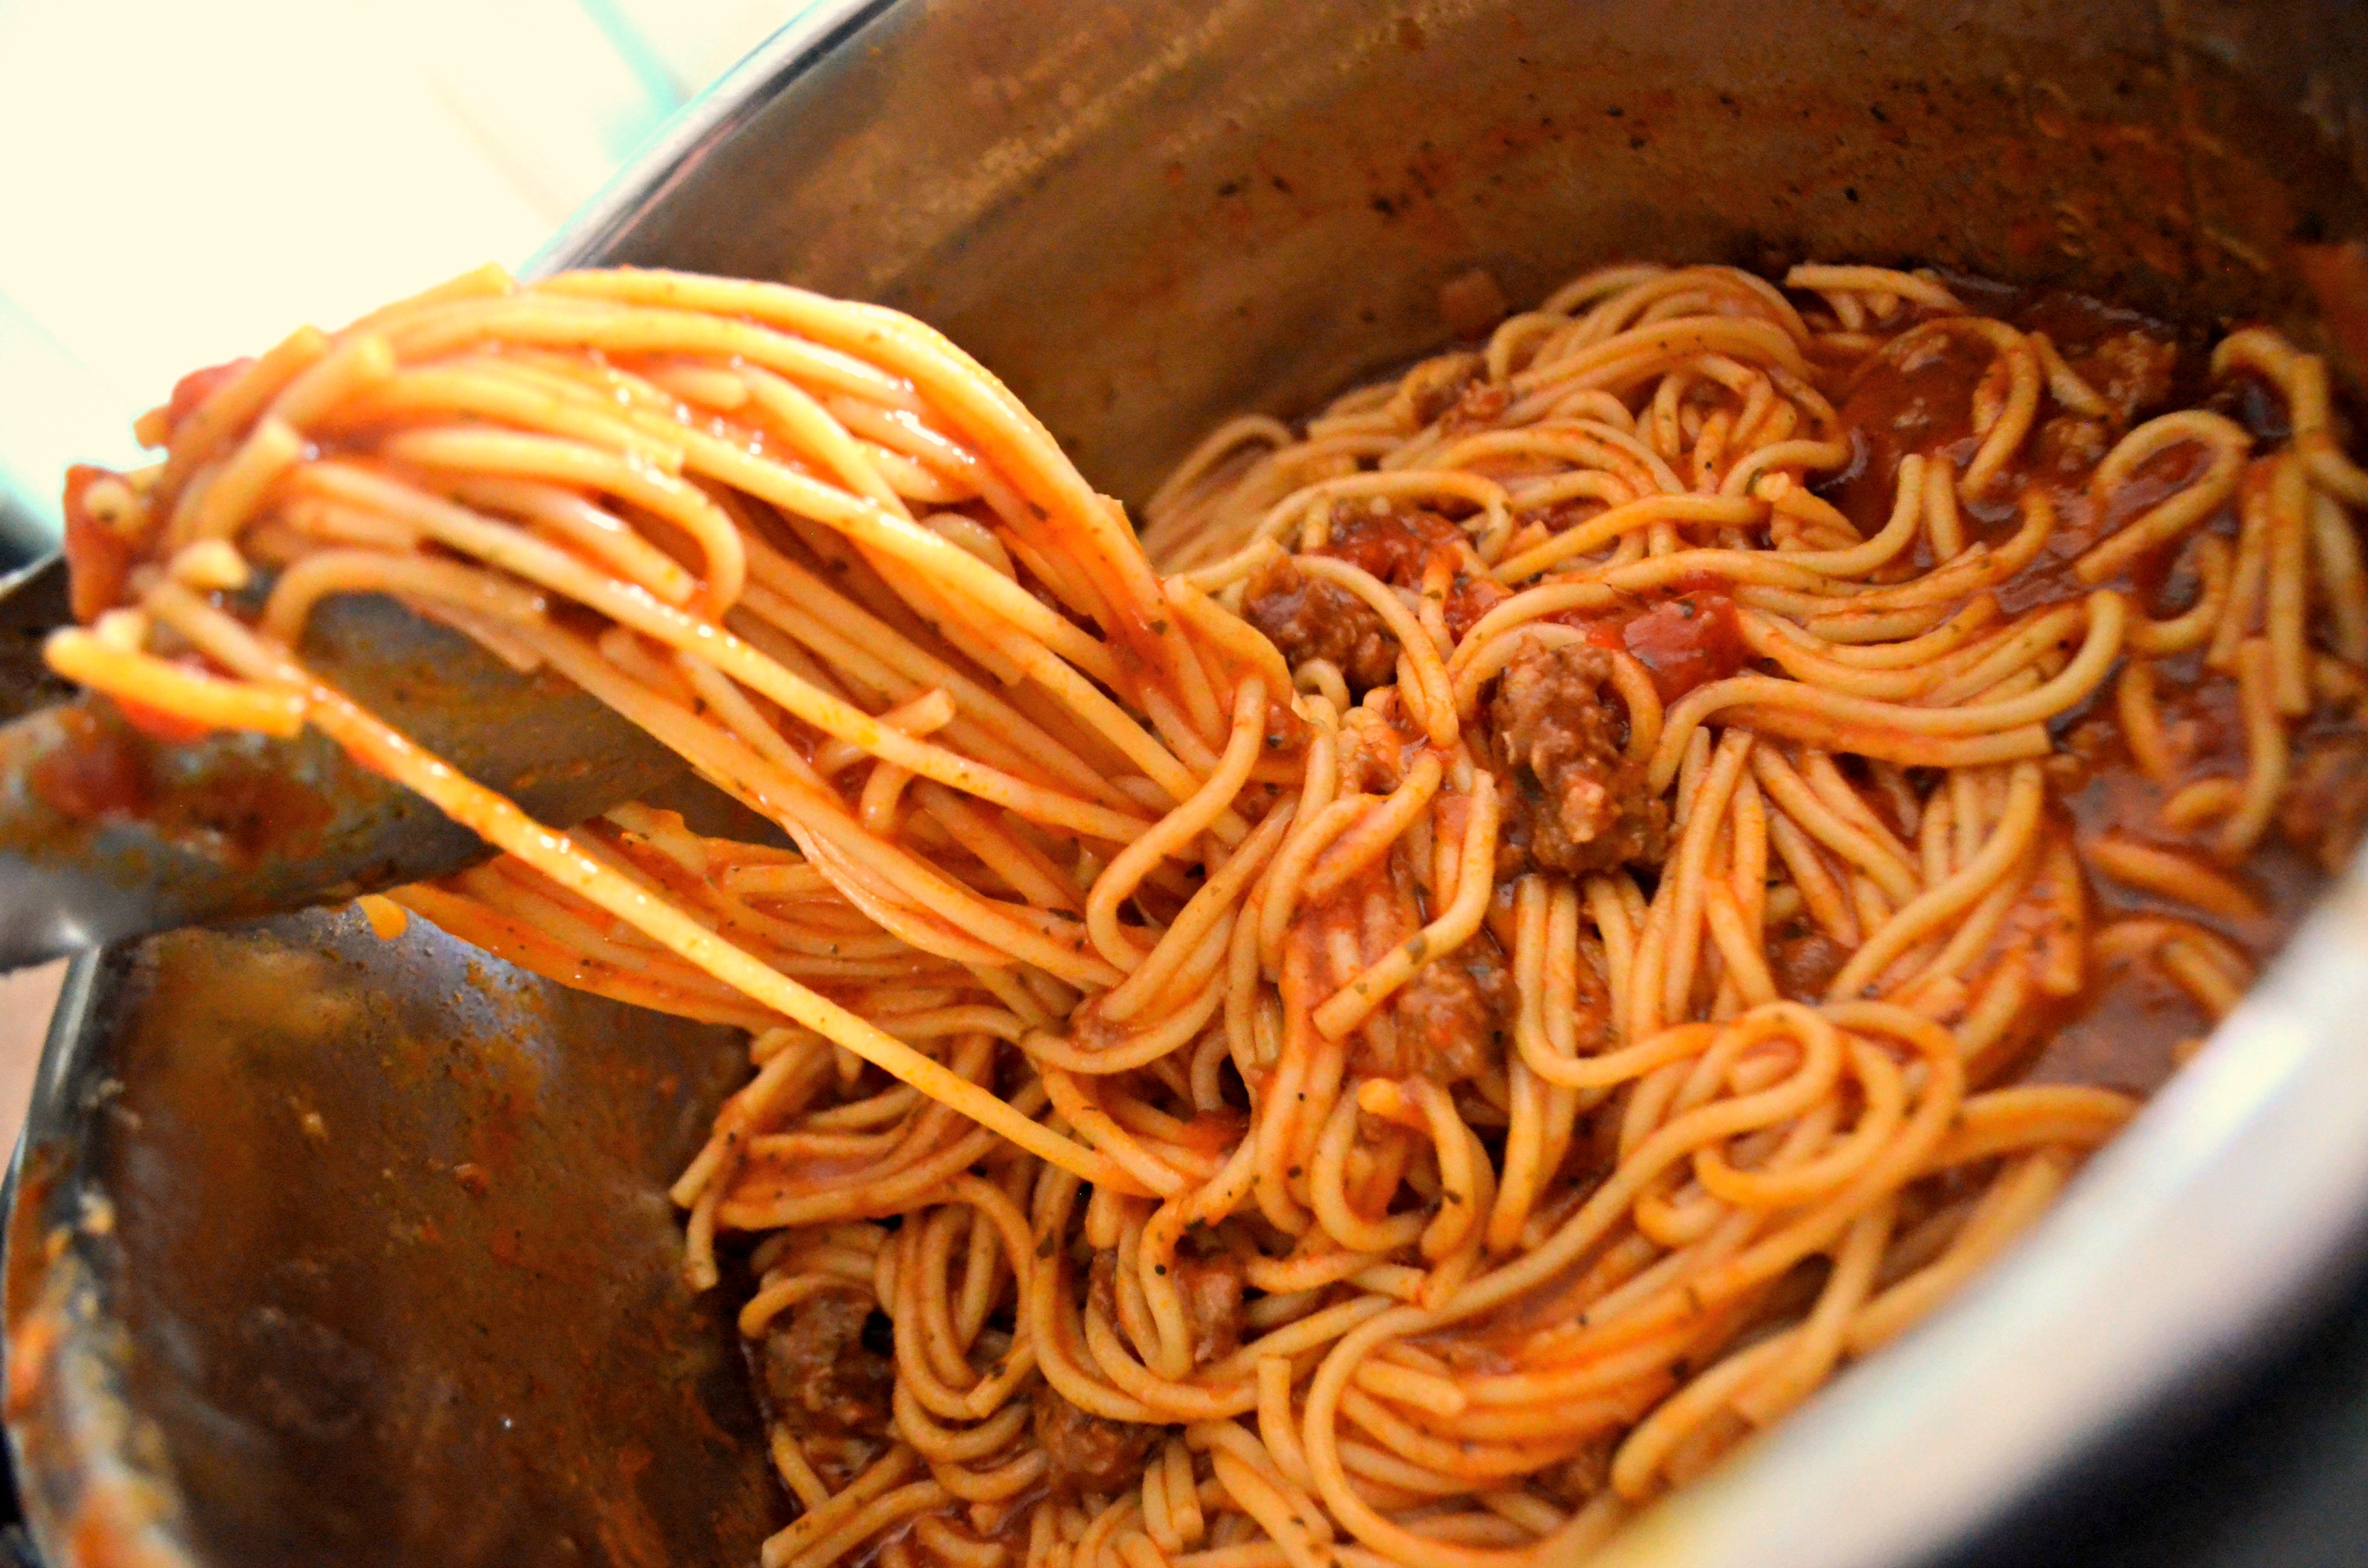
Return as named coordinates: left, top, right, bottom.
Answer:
left=0, top=0, right=817, bottom=1152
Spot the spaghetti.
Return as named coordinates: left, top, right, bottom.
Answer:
left=43, top=258, right=2368, bottom=1568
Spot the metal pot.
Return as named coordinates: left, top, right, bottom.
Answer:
left=10, top=1, right=2368, bottom=1564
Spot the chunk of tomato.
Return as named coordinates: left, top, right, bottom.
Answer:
left=60, top=464, right=132, bottom=624
left=1619, top=590, right=1746, bottom=703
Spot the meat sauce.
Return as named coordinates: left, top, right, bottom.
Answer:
left=755, top=1294, right=895, bottom=1491
left=1241, top=506, right=1509, bottom=693
left=26, top=703, right=334, bottom=862
left=1238, top=560, right=1396, bottom=692
left=1359, top=922, right=1518, bottom=1084
left=1334, top=279, right=2357, bottom=1097
left=1812, top=283, right=2367, bottom=1094
left=1244, top=491, right=1756, bottom=737
left=1033, top=1388, right=1157, bottom=1496
left=1549, top=584, right=1749, bottom=705
left=1485, top=642, right=1667, bottom=878
left=1200, top=287, right=2345, bottom=1110
left=60, top=465, right=134, bottom=628
left=1288, top=818, right=1521, bottom=1087
left=1821, top=287, right=2189, bottom=607
left=2036, top=655, right=2349, bottom=1092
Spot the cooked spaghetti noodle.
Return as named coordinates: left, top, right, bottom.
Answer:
left=44, top=258, right=2368, bottom=1568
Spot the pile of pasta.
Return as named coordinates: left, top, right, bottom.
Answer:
left=46, top=257, right=2368, bottom=1568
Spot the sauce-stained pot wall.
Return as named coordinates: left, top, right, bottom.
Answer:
left=568, top=0, right=2368, bottom=504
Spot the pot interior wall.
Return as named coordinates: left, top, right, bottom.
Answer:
left=6, top=912, right=778, bottom=1568
left=580, top=0, right=2368, bottom=504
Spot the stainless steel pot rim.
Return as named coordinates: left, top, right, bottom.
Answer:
left=531, top=0, right=894, bottom=286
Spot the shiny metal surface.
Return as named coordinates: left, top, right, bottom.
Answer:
left=6, top=910, right=777, bottom=1567
left=543, top=0, right=2368, bottom=501
left=0, top=570, right=686, bottom=970
left=9, top=1, right=2368, bottom=1566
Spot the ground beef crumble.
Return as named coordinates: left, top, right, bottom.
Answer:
left=1440, top=380, right=1514, bottom=434
left=2280, top=725, right=2368, bottom=875
left=1397, top=355, right=1485, bottom=426
left=1241, top=558, right=1398, bottom=692
left=1173, top=1252, right=1247, bottom=1365
left=2080, top=329, right=2178, bottom=423
left=761, top=1293, right=893, bottom=1486
left=1239, top=506, right=1508, bottom=695
left=1768, top=927, right=1852, bottom=1002
left=1354, top=927, right=1516, bottom=1084
left=1483, top=642, right=1667, bottom=876
left=1032, top=1388, right=1160, bottom=1495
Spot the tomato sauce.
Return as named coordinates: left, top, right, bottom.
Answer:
left=164, top=356, right=253, bottom=428
left=1606, top=590, right=1747, bottom=703
left=1549, top=578, right=1748, bottom=704
left=1816, top=285, right=2206, bottom=618
left=2010, top=646, right=2330, bottom=1093
left=28, top=703, right=333, bottom=862
left=1821, top=332, right=1990, bottom=535
left=1302, top=503, right=1518, bottom=646
left=28, top=706, right=151, bottom=821
left=60, top=465, right=132, bottom=625
left=1788, top=284, right=2367, bottom=1096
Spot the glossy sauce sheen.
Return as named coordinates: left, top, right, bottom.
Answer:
left=1822, top=283, right=2349, bottom=1094
left=1566, top=585, right=1748, bottom=703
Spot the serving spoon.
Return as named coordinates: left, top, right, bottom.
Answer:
left=0, top=555, right=693, bottom=971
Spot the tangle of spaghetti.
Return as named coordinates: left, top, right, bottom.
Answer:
left=44, top=257, right=2368, bottom=1568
